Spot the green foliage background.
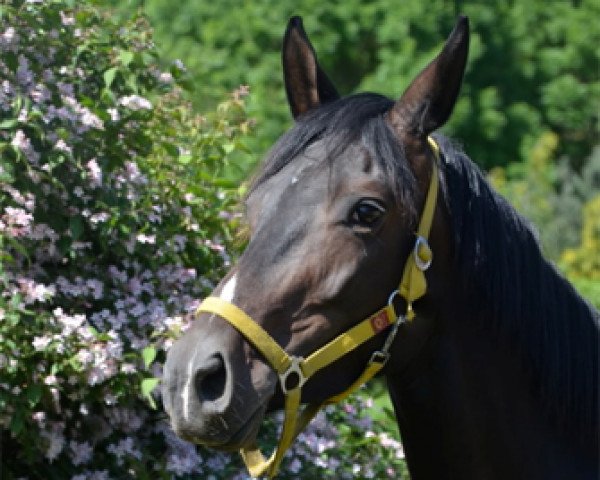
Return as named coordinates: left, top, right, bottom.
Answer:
left=106, top=0, right=598, bottom=172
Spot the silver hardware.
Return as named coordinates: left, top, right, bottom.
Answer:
left=279, top=356, right=306, bottom=394
left=369, top=350, right=390, bottom=365
left=368, top=309, right=405, bottom=367
left=414, top=236, right=433, bottom=271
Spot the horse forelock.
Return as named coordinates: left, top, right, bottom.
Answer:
left=247, top=93, right=418, bottom=219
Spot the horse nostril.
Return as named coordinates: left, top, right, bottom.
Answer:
left=194, top=354, right=227, bottom=403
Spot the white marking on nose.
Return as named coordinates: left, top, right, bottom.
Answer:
left=181, top=348, right=200, bottom=422
left=220, top=274, right=237, bottom=303
left=181, top=275, right=236, bottom=420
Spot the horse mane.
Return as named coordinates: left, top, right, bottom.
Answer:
left=436, top=135, right=600, bottom=442
left=249, top=92, right=599, bottom=441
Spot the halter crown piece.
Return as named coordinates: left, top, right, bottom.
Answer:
left=196, top=137, right=441, bottom=478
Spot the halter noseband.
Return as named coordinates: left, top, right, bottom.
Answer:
left=196, top=137, right=441, bottom=478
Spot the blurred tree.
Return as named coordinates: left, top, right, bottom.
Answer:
left=561, top=195, right=600, bottom=308
left=490, top=134, right=599, bottom=257
left=103, top=0, right=599, bottom=178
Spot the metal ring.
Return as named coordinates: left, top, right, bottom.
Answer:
left=388, top=290, right=399, bottom=306
left=414, top=236, right=433, bottom=271
left=279, top=356, right=306, bottom=394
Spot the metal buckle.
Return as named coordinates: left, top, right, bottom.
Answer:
left=279, top=356, right=306, bottom=394
left=369, top=350, right=390, bottom=366
left=414, top=236, right=433, bottom=271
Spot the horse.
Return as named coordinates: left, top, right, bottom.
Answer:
left=162, top=16, right=599, bottom=479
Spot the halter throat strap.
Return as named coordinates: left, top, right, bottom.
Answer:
left=195, top=137, right=441, bottom=478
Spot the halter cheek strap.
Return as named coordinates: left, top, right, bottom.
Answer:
left=195, top=137, right=440, bottom=478
left=400, top=136, right=440, bottom=319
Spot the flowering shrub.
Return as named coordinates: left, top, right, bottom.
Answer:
left=0, top=1, right=407, bottom=479
left=0, top=1, right=241, bottom=477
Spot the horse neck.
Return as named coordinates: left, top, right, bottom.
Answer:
left=382, top=144, right=598, bottom=478
left=385, top=294, right=598, bottom=480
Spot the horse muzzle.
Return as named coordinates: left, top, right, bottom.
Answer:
left=161, top=314, right=275, bottom=450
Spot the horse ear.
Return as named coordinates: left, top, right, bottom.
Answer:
left=388, top=16, right=469, bottom=138
left=283, top=16, right=340, bottom=119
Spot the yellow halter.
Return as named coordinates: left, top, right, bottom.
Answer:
left=196, top=137, right=441, bottom=478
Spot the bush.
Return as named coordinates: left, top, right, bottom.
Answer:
left=0, top=2, right=408, bottom=479
left=0, top=1, right=242, bottom=477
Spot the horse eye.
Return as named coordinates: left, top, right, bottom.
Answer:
left=350, top=199, right=386, bottom=228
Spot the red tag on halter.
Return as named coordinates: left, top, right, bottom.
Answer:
left=370, top=309, right=391, bottom=333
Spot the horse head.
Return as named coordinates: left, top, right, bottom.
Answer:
left=162, top=13, right=468, bottom=470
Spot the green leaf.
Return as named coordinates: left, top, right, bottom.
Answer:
left=0, top=119, right=18, bottom=129
left=26, top=384, right=42, bottom=407
left=57, top=236, right=71, bottom=256
left=118, top=50, right=134, bottom=66
left=141, top=377, right=159, bottom=396
left=68, top=355, right=83, bottom=372
left=141, top=377, right=160, bottom=409
left=177, top=78, right=195, bottom=92
left=141, top=346, right=156, bottom=368
left=6, top=235, right=29, bottom=261
left=212, top=178, right=238, bottom=188
left=69, top=216, right=84, bottom=241
left=101, top=87, right=116, bottom=104
left=178, top=153, right=192, bottom=164
left=10, top=410, right=24, bottom=436
left=103, top=67, right=118, bottom=88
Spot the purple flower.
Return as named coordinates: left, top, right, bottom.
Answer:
left=118, top=95, right=152, bottom=111
left=54, top=139, right=72, bottom=153
left=18, top=278, right=56, bottom=304
left=80, top=109, right=104, bottom=130
left=136, top=233, right=155, bottom=244
left=16, top=54, right=33, bottom=86
left=32, top=335, right=52, bottom=351
left=107, top=107, right=120, bottom=122
left=86, top=278, right=104, bottom=299
left=10, top=130, right=40, bottom=165
left=54, top=307, right=85, bottom=334
left=0, top=27, right=17, bottom=51
left=30, top=82, right=51, bottom=103
left=287, top=458, right=302, bottom=474
left=86, top=159, right=102, bottom=186
left=77, top=349, right=94, bottom=366
left=107, top=436, right=142, bottom=465
left=42, top=424, right=65, bottom=462
left=173, top=59, right=186, bottom=72
left=60, top=11, right=75, bottom=26
left=1, top=206, right=33, bottom=237
left=124, top=161, right=146, bottom=184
